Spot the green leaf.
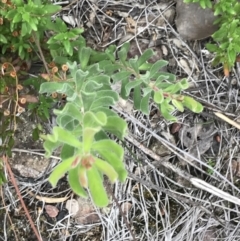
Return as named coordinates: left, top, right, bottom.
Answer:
left=163, top=83, right=182, bottom=94
left=83, top=127, right=100, bottom=153
left=74, top=69, right=88, bottom=92
left=39, top=82, right=74, bottom=96
left=149, top=60, right=168, bottom=78
left=206, top=43, right=219, bottom=52
left=137, top=49, right=154, bottom=67
left=227, top=47, right=236, bottom=65
left=129, top=57, right=139, bottom=74
left=111, top=71, right=131, bottom=83
left=94, top=158, right=118, bottom=183
left=63, top=40, right=73, bottom=56
left=32, top=127, right=40, bottom=141
left=91, top=97, right=115, bottom=110
left=84, top=80, right=103, bottom=93
left=44, top=4, right=61, bottom=14
left=49, top=155, right=78, bottom=187
left=160, top=101, right=177, bottom=122
left=199, top=0, right=206, bottom=9
left=105, top=45, right=117, bottom=62
left=92, top=139, right=124, bottom=161
left=6, top=9, right=16, bottom=19
left=83, top=111, right=107, bottom=128
left=13, top=12, right=22, bottom=23
left=88, top=76, right=111, bottom=88
left=142, top=87, right=153, bottom=97
left=100, top=62, right=120, bottom=75
left=55, top=17, right=68, bottom=32
left=172, top=99, right=184, bottom=112
left=68, top=166, right=88, bottom=198
left=28, top=20, right=38, bottom=31
left=22, top=12, right=30, bottom=22
left=87, top=165, right=109, bottom=207
left=182, top=96, right=203, bottom=113
left=49, top=127, right=82, bottom=148
left=153, top=90, right=164, bottom=104
left=140, top=93, right=151, bottom=115
left=60, top=144, right=76, bottom=160
left=55, top=102, right=83, bottom=127
left=118, top=42, right=130, bottom=65
left=79, top=47, right=92, bottom=70
left=103, top=116, right=127, bottom=140
left=133, top=84, right=141, bottom=110
left=125, top=79, right=142, bottom=96
left=0, top=35, right=7, bottom=44
left=21, top=22, right=28, bottom=36
left=42, top=139, right=62, bottom=157
left=179, top=78, right=189, bottom=89
left=120, top=77, right=130, bottom=99
left=95, top=149, right=127, bottom=182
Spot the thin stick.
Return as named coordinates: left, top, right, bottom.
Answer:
left=214, top=112, right=240, bottom=130
left=3, top=156, right=42, bottom=241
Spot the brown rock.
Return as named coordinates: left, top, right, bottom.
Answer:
left=175, top=0, right=218, bottom=40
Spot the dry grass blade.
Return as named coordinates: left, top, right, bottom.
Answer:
left=214, top=112, right=240, bottom=130
left=191, top=178, right=240, bottom=206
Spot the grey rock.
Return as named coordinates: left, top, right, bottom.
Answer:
left=175, top=0, right=218, bottom=40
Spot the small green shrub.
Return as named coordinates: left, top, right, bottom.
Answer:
left=184, top=0, right=240, bottom=75
left=40, top=43, right=203, bottom=206
left=1, top=0, right=204, bottom=206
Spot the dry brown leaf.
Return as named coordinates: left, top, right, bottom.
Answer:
left=45, top=205, right=59, bottom=218
left=125, top=17, right=136, bottom=34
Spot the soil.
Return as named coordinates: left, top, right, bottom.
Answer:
left=1, top=1, right=240, bottom=241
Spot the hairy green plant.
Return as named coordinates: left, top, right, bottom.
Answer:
left=184, top=0, right=240, bottom=74
left=1, top=0, right=204, bottom=207
left=39, top=44, right=203, bottom=207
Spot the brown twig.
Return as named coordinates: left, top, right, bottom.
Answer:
left=32, top=32, right=51, bottom=77
left=3, top=156, right=42, bottom=241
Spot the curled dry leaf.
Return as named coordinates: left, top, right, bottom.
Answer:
left=45, top=205, right=59, bottom=218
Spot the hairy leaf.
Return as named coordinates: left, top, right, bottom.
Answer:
left=94, top=158, right=118, bottom=183
left=68, top=166, right=88, bottom=197
left=49, top=155, right=78, bottom=187
left=87, top=165, right=109, bottom=207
